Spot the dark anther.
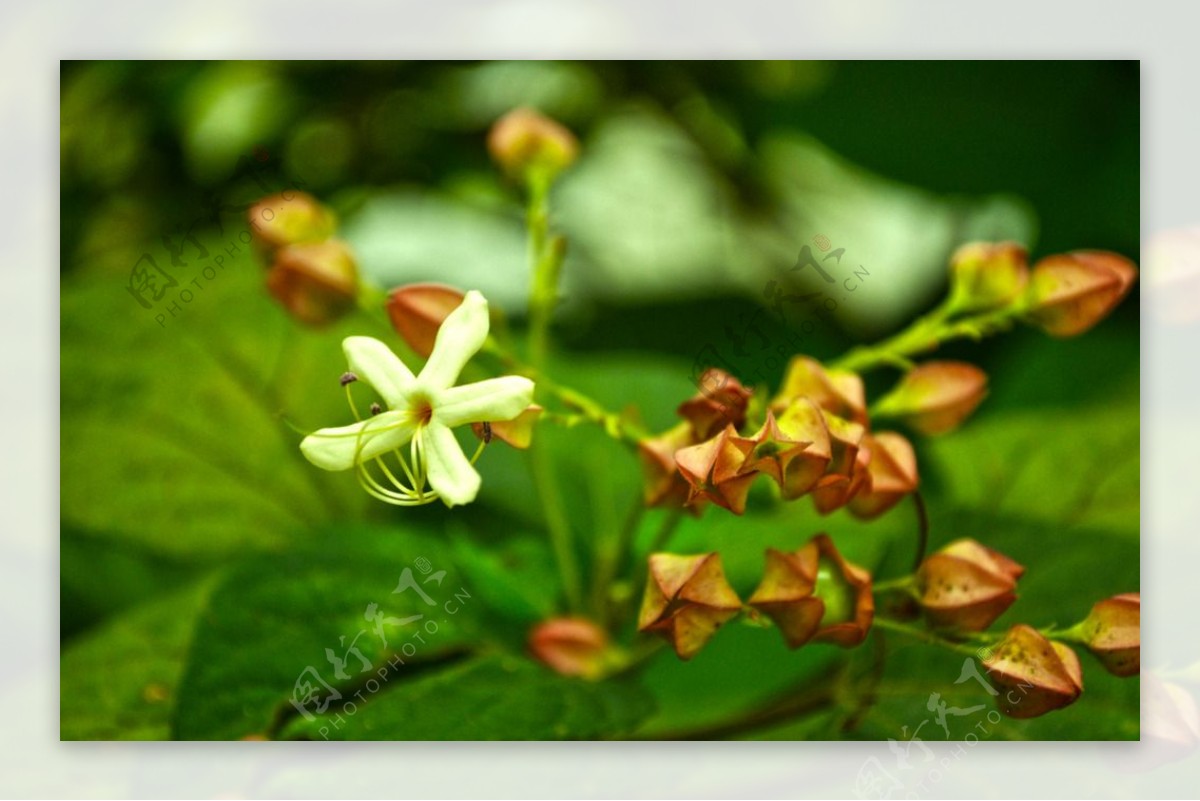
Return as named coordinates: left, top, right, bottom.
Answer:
left=370, top=402, right=382, bottom=416
left=481, top=421, right=493, bottom=444
left=340, top=371, right=359, bottom=386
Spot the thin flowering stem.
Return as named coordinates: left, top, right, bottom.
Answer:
left=872, top=617, right=980, bottom=658
left=523, top=172, right=585, bottom=614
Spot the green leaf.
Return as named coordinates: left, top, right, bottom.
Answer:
left=173, top=525, right=476, bottom=740
left=60, top=579, right=216, bottom=740
left=281, top=653, right=653, bottom=740
left=61, top=260, right=378, bottom=560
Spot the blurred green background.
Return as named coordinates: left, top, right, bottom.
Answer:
left=60, top=61, right=1138, bottom=741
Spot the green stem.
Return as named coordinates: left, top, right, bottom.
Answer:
left=648, top=508, right=685, bottom=554
left=591, top=494, right=646, bottom=626
left=872, top=576, right=916, bottom=594
left=872, top=617, right=979, bottom=658
left=910, top=490, right=930, bottom=572
left=830, top=301, right=1021, bottom=374
left=523, top=173, right=584, bottom=614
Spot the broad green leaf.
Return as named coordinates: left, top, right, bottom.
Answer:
left=281, top=653, right=653, bottom=741
left=60, top=579, right=216, bottom=740
left=173, top=526, right=474, bottom=740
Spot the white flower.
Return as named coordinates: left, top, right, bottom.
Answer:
left=300, top=290, right=533, bottom=507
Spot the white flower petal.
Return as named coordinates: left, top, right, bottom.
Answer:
left=421, top=423, right=481, bottom=507
left=300, top=411, right=416, bottom=471
left=344, top=336, right=416, bottom=408
left=433, top=376, right=535, bottom=429
left=417, top=290, right=489, bottom=390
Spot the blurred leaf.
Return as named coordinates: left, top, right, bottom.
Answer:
left=60, top=579, right=215, bottom=740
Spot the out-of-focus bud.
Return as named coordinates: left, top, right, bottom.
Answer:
left=1075, top=592, right=1140, bottom=677
left=983, top=625, right=1083, bottom=718
left=916, top=539, right=1024, bottom=631
left=848, top=432, right=919, bottom=520
left=810, top=411, right=870, bottom=514
left=675, top=426, right=759, bottom=515
left=249, top=192, right=337, bottom=252
left=678, top=368, right=753, bottom=440
left=265, top=239, right=358, bottom=327
left=387, top=283, right=467, bottom=359
left=471, top=405, right=543, bottom=450
left=528, top=617, right=614, bottom=680
left=872, top=361, right=988, bottom=436
left=638, top=552, right=742, bottom=660
left=487, top=107, right=579, bottom=183
left=947, top=241, right=1030, bottom=312
left=772, top=356, right=867, bottom=425
left=748, top=533, right=874, bottom=649
left=728, top=409, right=813, bottom=493
left=639, top=422, right=697, bottom=509
left=1022, top=250, right=1137, bottom=337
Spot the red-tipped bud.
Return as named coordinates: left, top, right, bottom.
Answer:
left=387, top=283, right=467, bottom=358
left=748, top=533, right=874, bottom=649
left=983, top=625, right=1083, bottom=718
left=678, top=368, right=753, bottom=440
left=265, top=239, right=358, bottom=326
left=1077, top=592, right=1140, bottom=677
left=873, top=361, right=988, bottom=436
left=249, top=192, right=337, bottom=252
left=1022, top=250, right=1137, bottom=337
left=948, top=241, right=1030, bottom=312
left=528, top=617, right=613, bottom=680
left=848, top=432, right=919, bottom=520
left=772, top=356, right=867, bottom=425
left=487, top=108, right=579, bottom=183
left=916, top=539, right=1024, bottom=632
left=638, top=553, right=742, bottom=660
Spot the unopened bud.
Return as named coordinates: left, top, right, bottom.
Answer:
left=386, top=283, right=467, bottom=359
left=249, top=192, right=337, bottom=252
left=916, top=539, right=1024, bottom=632
left=872, top=361, right=988, bottom=436
left=638, top=552, right=741, bottom=660
left=947, top=241, right=1030, bottom=312
left=983, top=625, right=1083, bottom=718
left=487, top=108, right=579, bottom=183
left=528, top=617, right=614, bottom=680
left=1076, top=592, right=1139, bottom=677
left=266, top=239, right=358, bottom=327
left=848, top=432, right=919, bottom=520
left=1022, top=250, right=1137, bottom=337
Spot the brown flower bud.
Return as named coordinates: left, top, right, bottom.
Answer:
left=872, top=361, right=988, bottom=436
left=809, top=411, right=870, bottom=514
left=471, top=404, right=543, bottom=450
left=1076, top=592, right=1140, bottom=677
left=983, top=625, right=1083, bottom=718
left=1022, top=250, right=1137, bottom=337
left=748, top=533, right=874, bottom=648
left=528, top=617, right=613, bottom=680
left=638, top=422, right=698, bottom=509
left=265, top=239, right=358, bottom=326
left=916, top=539, right=1024, bottom=632
left=848, top=432, right=919, bottom=520
left=675, top=426, right=759, bottom=515
left=387, top=283, right=467, bottom=359
left=638, top=553, right=742, bottom=660
left=487, top=107, right=579, bottom=183
left=772, top=356, right=867, bottom=425
left=772, top=397, right=834, bottom=500
left=678, top=368, right=753, bottom=440
left=948, top=241, right=1030, bottom=312
left=249, top=192, right=337, bottom=252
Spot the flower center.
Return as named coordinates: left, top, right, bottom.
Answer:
left=411, top=395, right=434, bottom=427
